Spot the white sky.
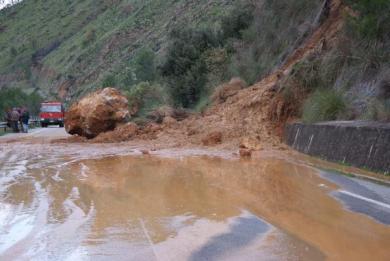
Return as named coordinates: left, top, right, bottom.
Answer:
left=0, top=0, right=22, bottom=10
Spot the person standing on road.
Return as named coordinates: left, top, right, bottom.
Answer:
left=17, top=107, right=24, bottom=132
left=4, top=108, right=11, bottom=127
left=10, top=108, right=20, bottom=132
left=21, top=108, right=30, bottom=133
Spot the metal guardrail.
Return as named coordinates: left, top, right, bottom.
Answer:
left=0, top=122, right=7, bottom=132
left=30, top=116, right=40, bottom=127
left=0, top=116, right=40, bottom=132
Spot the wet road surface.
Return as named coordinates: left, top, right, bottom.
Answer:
left=0, top=126, right=69, bottom=143
left=0, top=132, right=389, bottom=260
left=320, top=170, right=390, bottom=225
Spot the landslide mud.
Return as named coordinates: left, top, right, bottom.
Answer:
left=54, top=1, right=346, bottom=149
left=1, top=143, right=389, bottom=260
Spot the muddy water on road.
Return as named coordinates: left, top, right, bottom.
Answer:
left=0, top=151, right=389, bottom=260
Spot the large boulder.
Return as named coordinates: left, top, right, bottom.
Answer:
left=65, top=88, right=130, bottom=138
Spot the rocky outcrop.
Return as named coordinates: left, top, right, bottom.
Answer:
left=65, top=88, right=130, bottom=138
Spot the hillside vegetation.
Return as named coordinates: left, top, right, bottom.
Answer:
left=0, top=0, right=235, bottom=108
left=0, top=0, right=389, bottom=123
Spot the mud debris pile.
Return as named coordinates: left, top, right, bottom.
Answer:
left=201, top=131, right=223, bottom=146
left=211, top=78, right=247, bottom=104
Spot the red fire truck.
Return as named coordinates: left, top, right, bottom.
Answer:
left=39, top=102, right=65, bottom=127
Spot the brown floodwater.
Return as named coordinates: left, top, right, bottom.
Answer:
left=0, top=148, right=389, bottom=260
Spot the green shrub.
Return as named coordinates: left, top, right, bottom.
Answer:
left=345, top=0, right=390, bottom=40
left=342, top=0, right=390, bottom=78
left=161, top=27, right=219, bottom=108
left=289, top=59, right=322, bottom=91
left=133, top=48, right=156, bottom=83
left=123, top=48, right=156, bottom=86
left=203, top=48, right=230, bottom=85
left=363, top=99, right=390, bottom=121
left=125, top=82, right=167, bottom=116
left=10, top=47, right=18, bottom=57
left=288, top=51, right=346, bottom=92
left=82, top=29, right=96, bottom=47
left=220, top=2, right=254, bottom=40
left=102, top=74, right=116, bottom=87
left=302, top=89, right=346, bottom=123
left=0, top=88, right=42, bottom=117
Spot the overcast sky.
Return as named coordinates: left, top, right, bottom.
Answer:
left=0, top=0, right=22, bottom=10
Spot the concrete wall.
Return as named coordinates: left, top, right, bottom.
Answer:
left=285, top=121, right=390, bottom=174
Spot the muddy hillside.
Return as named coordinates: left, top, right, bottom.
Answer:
left=62, top=0, right=351, bottom=152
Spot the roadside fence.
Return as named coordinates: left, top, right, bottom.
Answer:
left=0, top=116, right=40, bottom=132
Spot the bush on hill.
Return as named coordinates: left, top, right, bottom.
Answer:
left=160, top=27, right=220, bottom=108
left=302, top=89, right=347, bottom=123
left=0, top=88, right=42, bottom=116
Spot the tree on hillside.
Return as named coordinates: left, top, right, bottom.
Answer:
left=123, top=48, right=156, bottom=87
left=0, top=88, right=42, bottom=116
left=161, top=28, right=219, bottom=108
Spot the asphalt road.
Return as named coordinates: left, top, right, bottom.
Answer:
left=0, top=127, right=389, bottom=260
left=320, top=170, right=390, bottom=225
left=0, top=126, right=69, bottom=142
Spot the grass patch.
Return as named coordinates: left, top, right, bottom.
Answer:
left=302, top=89, right=347, bottom=123
left=363, top=98, right=390, bottom=121
left=226, top=0, right=322, bottom=84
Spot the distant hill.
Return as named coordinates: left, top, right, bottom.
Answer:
left=0, top=0, right=234, bottom=101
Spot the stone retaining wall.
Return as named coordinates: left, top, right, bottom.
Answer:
left=285, top=121, right=390, bottom=174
